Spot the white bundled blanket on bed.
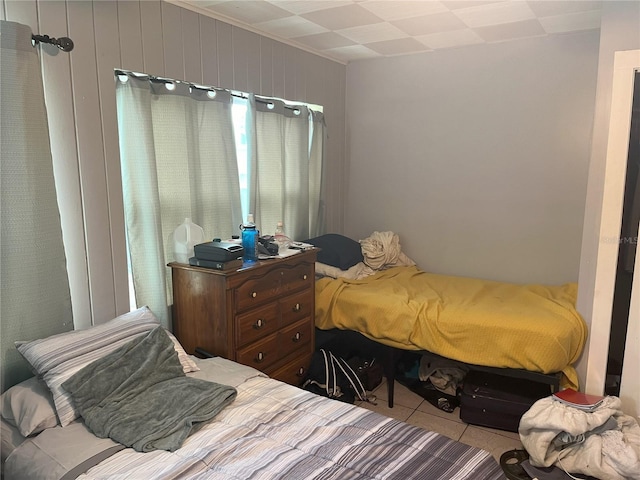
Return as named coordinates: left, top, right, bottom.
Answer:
left=360, top=231, right=410, bottom=269
left=519, top=396, right=640, bottom=480
left=316, top=231, right=415, bottom=279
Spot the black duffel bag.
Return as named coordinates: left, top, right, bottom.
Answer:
left=302, top=349, right=373, bottom=404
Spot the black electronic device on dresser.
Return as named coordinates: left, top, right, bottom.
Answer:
left=169, top=249, right=317, bottom=386
left=193, top=241, right=244, bottom=262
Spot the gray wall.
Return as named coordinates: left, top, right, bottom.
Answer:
left=1, top=0, right=346, bottom=327
left=345, top=31, right=599, bottom=285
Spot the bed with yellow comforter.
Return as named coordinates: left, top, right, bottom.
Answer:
left=315, top=266, right=587, bottom=389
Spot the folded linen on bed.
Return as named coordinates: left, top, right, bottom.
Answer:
left=315, top=266, right=587, bottom=389
left=62, top=327, right=237, bottom=453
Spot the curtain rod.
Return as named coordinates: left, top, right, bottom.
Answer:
left=115, top=69, right=307, bottom=112
left=32, top=33, right=74, bottom=52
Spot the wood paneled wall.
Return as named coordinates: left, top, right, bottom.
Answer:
left=1, top=0, right=346, bottom=327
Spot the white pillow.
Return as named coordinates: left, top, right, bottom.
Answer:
left=0, top=376, right=58, bottom=437
left=16, top=306, right=198, bottom=427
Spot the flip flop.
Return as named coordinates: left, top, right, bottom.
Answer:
left=437, top=397, right=455, bottom=413
left=500, top=449, right=532, bottom=480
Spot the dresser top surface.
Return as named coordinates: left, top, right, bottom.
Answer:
left=168, top=248, right=317, bottom=276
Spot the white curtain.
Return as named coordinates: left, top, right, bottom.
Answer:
left=116, top=73, right=242, bottom=328
left=309, top=109, right=327, bottom=238
left=0, top=21, right=73, bottom=391
left=250, top=96, right=325, bottom=240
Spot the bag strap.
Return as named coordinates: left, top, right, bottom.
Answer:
left=320, top=349, right=339, bottom=398
left=330, top=352, right=367, bottom=402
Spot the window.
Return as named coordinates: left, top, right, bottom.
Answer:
left=116, top=71, right=325, bottom=322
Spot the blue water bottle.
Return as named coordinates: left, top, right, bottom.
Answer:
left=241, top=214, right=259, bottom=263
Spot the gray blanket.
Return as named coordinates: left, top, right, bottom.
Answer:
left=62, top=327, right=237, bottom=453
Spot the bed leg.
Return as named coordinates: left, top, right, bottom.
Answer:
left=384, top=347, right=398, bottom=408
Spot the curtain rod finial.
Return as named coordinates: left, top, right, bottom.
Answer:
left=32, top=34, right=74, bottom=52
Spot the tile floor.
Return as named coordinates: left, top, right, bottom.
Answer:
left=355, top=379, right=523, bottom=463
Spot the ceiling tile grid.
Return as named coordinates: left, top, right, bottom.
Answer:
left=174, top=0, right=603, bottom=63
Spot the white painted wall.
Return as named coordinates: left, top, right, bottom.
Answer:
left=1, top=0, right=346, bottom=327
left=345, top=32, right=599, bottom=285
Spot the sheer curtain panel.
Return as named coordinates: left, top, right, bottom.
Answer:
left=250, top=97, right=325, bottom=240
left=115, top=72, right=242, bottom=328
left=0, top=21, right=73, bottom=392
left=309, top=110, right=327, bottom=238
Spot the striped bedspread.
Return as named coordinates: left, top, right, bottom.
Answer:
left=77, top=376, right=504, bottom=480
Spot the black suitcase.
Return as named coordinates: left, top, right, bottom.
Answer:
left=460, top=370, right=550, bottom=433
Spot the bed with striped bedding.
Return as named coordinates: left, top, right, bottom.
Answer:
left=5, top=357, right=504, bottom=479
left=74, top=373, right=503, bottom=479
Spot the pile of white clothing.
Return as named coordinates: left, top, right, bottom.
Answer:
left=360, top=231, right=414, bottom=270
left=519, top=395, right=640, bottom=480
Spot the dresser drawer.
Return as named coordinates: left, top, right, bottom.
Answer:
left=278, top=263, right=314, bottom=296
left=278, top=318, right=312, bottom=354
left=269, top=352, right=313, bottom=386
left=235, top=263, right=313, bottom=313
left=279, top=290, right=313, bottom=328
left=235, top=303, right=279, bottom=348
left=236, top=334, right=279, bottom=370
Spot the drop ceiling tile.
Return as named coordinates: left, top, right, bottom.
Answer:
left=441, top=0, right=506, bottom=10
left=301, top=3, right=383, bottom=30
left=365, top=36, right=430, bottom=56
left=337, top=22, right=408, bottom=44
left=454, top=1, right=536, bottom=28
left=268, top=0, right=353, bottom=15
left=526, top=0, right=602, bottom=17
left=538, top=9, right=602, bottom=34
left=416, top=28, right=485, bottom=50
left=254, top=15, right=330, bottom=38
left=203, top=0, right=293, bottom=24
left=360, top=0, right=448, bottom=21
left=187, top=0, right=229, bottom=6
left=474, top=18, right=546, bottom=43
left=324, top=44, right=382, bottom=62
left=393, top=11, right=467, bottom=36
left=293, top=31, right=357, bottom=50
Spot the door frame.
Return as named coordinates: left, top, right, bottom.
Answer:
left=587, top=49, right=639, bottom=416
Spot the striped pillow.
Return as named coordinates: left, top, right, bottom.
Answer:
left=16, top=306, right=198, bottom=427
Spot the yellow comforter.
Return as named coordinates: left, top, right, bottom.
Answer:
left=315, top=266, right=588, bottom=389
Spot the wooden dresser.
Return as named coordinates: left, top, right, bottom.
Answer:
left=169, top=249, right=317, bottom=386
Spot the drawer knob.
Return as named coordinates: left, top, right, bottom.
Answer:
left=254, top=352, right=265, bottom=363
left=253, top=319, right=264, bottom=329
left=296, top=367, right=305, bottom=377
left=292, top=303, right=301, bottom=312
left=292, top=332, right=302, bottom=342
left=251, top=292, right=257, bottom=298
left=303, top=274, right=308, bottom=280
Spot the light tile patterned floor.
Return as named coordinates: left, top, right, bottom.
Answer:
left=355, top=379, right=523, bottom=462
